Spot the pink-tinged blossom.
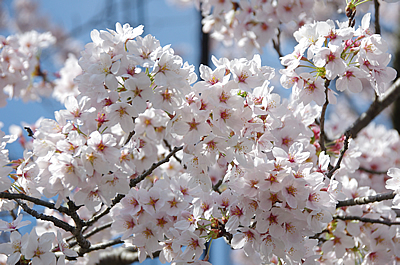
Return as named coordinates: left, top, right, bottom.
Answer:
left=55, top=230, right=78, bottom=258
left=386, top=168, right=400, bottom=208
left=313, top=44, right=346, bottom=79
left=231, top=228, right=260, bottom=257
left=225, top=203, right=250, bottom=232
left=0, top=214, right=31, bottom=232
left=138, top=187, right=166, bottom=215
left=24, top=229, right=56, bottom=265
left=178, top=230, right=206, bottom=261
left=172, top=107, right=211, bottom=145
left=296, top=74, right=326, bottom=106
left=106, top=102, right=137, bottom=133
left=121, top=73, right=153, bottom=113
left=87, top=131, right=120, bottom=166
left=73, top=186, right=104, bottom=211
left=126, top=34, right=160, bottom=68
left=273, top=142, right=310, bottom=165
left=255, top=208, right=284, bottom=237
left=280, top=44, right=306, bottom=71
left=321, top=230, right=355, bottom=258
left=0, top=231, right=28, bottom=265
left=193, top=65, right=230, bottom=92
left=112, top=213, right=137, bottom=240
left=336, top=66, right=365, bottom=93
left=281, top=175, right=308, bottom=209
left=120, top=188, right=142, bottom=215
left=131, top=222, right=162, bottom=257
left=53, top=54, right=81, bottom=104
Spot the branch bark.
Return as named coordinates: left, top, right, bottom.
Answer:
left=334, top=215, right=400, bottom=226
left=336, top=191, right=395, bottom=208
left=0, top=192, right=70, bottom=215
left=345, top=77, right=400, bottom=138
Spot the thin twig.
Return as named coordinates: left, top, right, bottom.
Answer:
left=325, top=131, right=350, bottom=179
left=163, top=139, right=182, bottom=164
left=69, top=222, right=113, bottom=248
left=334, top=215, right=400, bottom=226
left=130, top=146, right=183, bottom=187
left=336, top=191, right=395, bottom=208
left=319, top=80, right=331, bottom=155
left=358, top=167, right=388, bottom=175
left=84, top=194, right=124, bottom=228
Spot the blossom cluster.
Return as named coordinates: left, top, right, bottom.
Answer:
left=0, top=30, right=55, bottom=106
left=0, top=218, right=77, bottom=265
left=280, top=13, right=396, bottom=105
left=171, top=0, right=400, bottom=56
left=1, top=8, right=400, bottom=265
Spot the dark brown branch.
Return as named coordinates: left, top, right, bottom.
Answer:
left=66, top=198, right=91, bottom=250
left=84, top=194, right=124, bottom=227
left=84, top=222, right=112, bottom=239
left=319, top=80, right=331, bottom=155
left=345, top=77, right=400, bottom=138
left=334, top=215, right=400, bottom=226
left=0, top=192, right=70, bottom=215
left=130, top=146, right=183, bottom=187
left=16, top=199, right=75, bottom=232
left=163, top=139, right=182, bottom=164
left=69, top=222, right=113, bottom=248
left=79, top=237, right=123, bottom=256
left=272, top=27, right=283, bottom=58
left=123, top=117, right=136, bottom=145
left=325, top=132, right=350, bottom=179
left=336, top=191, right=395, bottom=208
left=96, top=248, right=160, bottom=265
left=358, top=167, right=388, bottom=175
left=212, top=179, right=223, bottom=192
left=374, top=0, right=381, bottom=35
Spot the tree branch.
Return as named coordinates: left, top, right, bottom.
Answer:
left=96, top=247, right=139, bottom=265
left=374, top=0, right=381, bottom=35
left=16, top=199, right=75, bottom=232
left=272, top=27, right=283, bottom=58
left=345, top=77, right=400, bottom=138
left=358, top=167, right=388, bottom=175
left=130, top=146, right=183, bottom=187
left=67, top=198, right=91, bottom=250
left=69, top=222, right=113, bottom=248
left=96, top=248, right=160, bottom=265
left=325, top=132, right=350, bottom=179
left=336, top=191, right=395, bottom=208
left=0, top=192, right=70, bottom=215
left=334, top=215, right=400, bottom=226
left=79, top=237, right=123, bottom=256
left=319, top=80, right=331, bottom=156
left=163, top=139, right=182, bottom=164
